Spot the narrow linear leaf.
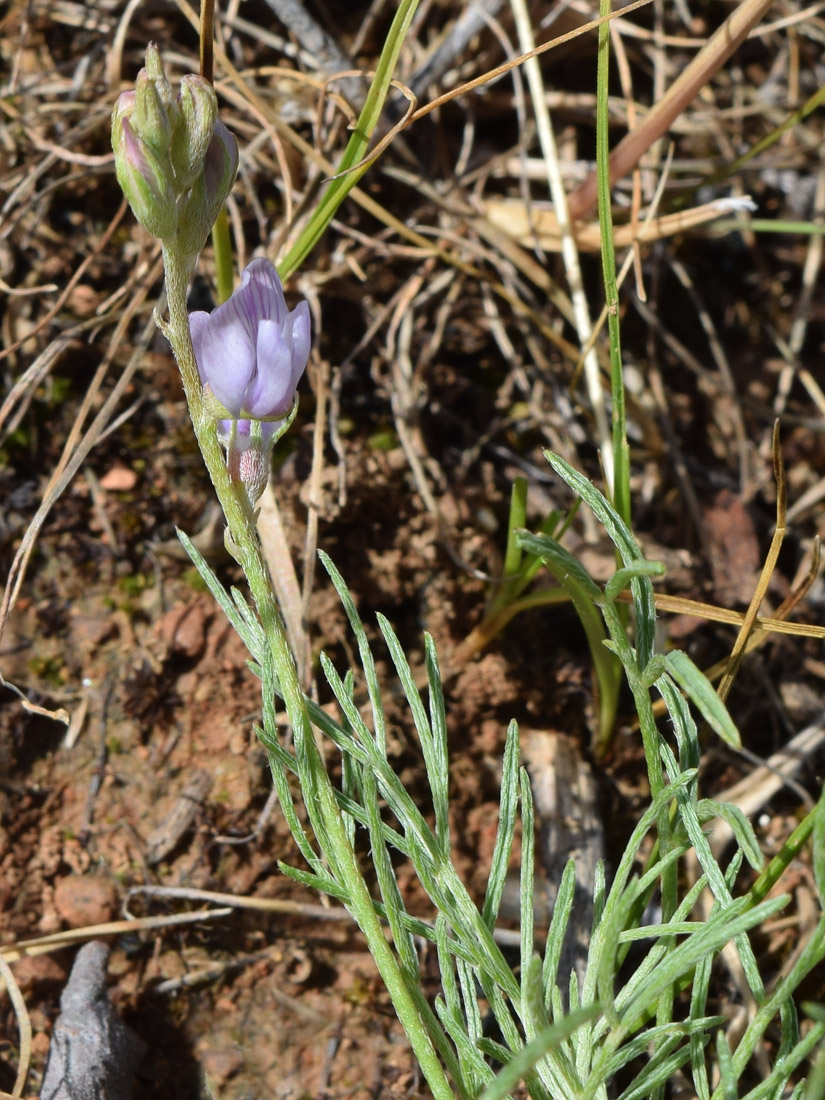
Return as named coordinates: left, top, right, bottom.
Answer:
left=477, top=1008, right=597, bottom=1100
left=663, top=650, right=741, bottom=748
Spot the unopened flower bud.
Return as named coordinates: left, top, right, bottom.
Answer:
left=112, top=88, right=135, bottom=127
left=176, top=119, right=239, bottom=257
left=170, top=76, right=218, bottom=190
left=112, top=44, right=238, bottom=249
left=132, top=68, right=174, bottom=159
left=143, top=43, right=175, bottom=113
left=112, top=112, right=177, bottom=239
left=219, top=420, right=277, bottom=507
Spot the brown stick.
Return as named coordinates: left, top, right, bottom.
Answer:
left=200, top=0, right=214, bottom=83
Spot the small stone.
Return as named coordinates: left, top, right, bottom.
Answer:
left=12, top=954, right=67, bottom=993
left=212, top=755, right=251, bottom=812
left=70, top=611, right=115, bottom=649
left=99, top=464, right=138, bottom=491
left=54, top=874, right=119, bottom=928
left=157, top=603, right=207, bottom=659
left=66, top=284, right=101, bottom=318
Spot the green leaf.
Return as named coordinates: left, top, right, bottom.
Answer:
left=477, top=1008, right=597, bottom=1100
left=696, top=800, right=763, bottom=871
left=813, top=786, right=825, bottom=908
left=603, top=560, right=665, bottom=604
left=482, top=721, right=520, bottom=929
left=543, top=452, right=657, bottom=667
left=662, top=651, right=741, bottom=749
left=278, top=0, right=422, bottom=280
left=515, top=528, right=620, bottom=749
left=541, top=859, right=576, bottom=1007
left=714, top=1031, right=737, bottom=1100
left=515, top=530, right=602, bottom=600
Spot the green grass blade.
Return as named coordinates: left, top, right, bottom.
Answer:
left=278, top=0, right=421, bottom=281
left=596, top=0, right=630, bottom=524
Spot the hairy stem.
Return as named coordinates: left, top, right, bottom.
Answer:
left=160, top=244, right=456, bottom=1100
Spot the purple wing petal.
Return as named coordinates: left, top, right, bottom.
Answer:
left=195, top=307, right=256, bottom=415
left=188, top=312, right=211, bottom=383
left=244, top=318, right=297, bottom=419
left=287, top=300, right=311, bottom=388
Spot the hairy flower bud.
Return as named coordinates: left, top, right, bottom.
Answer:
left=112, top=111, right=178, bottom=239
left=170, top=76, right=218, bottom=190
left=111, top=44, right=238, bottom=250
left=143, top=43, right=176, bottom=115
left=132, top=68, right=173, bottom=159
left=218, top=419, right=278, bottom=507
left=176, top=119, right=239, bottom=257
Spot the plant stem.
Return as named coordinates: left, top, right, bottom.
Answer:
left=211, top=208, right=234, bottom=303
left=160, top=245, right=456, bottom=1100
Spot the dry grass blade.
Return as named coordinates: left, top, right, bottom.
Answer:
left=199, top=0, right=214, bottom=84
left=0, top=263, right=163, bottom=646
left=508, top=0, right=611, bottom=489
left=326, top=77, right=417, bottom=180
left=482, top=195, right=756, bottom=252
left=709, top=719, right=825, bottom=858
left=646, top=541, right=822, bottom=730
left=0, top=911, right=235, bottom=966
left=0, top=201, right=128, bottom=368
left=0, top=954, right=30, bottom=1097
left=257, top=483, right=310, bottom=684
left=642, top=591, right=825, bottom=641
left=406, top=0, right=654, bottom=124
left=715, top=423, right=787, bottom=706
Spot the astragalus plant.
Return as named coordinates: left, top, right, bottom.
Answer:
left=111, top=31, right=825, bottom=1100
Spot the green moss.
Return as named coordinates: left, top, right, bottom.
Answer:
left=367, top=427, right=398, bottom=452
left=344, top=976, right=372, bottom=1005
left=28, top=655, right=65, bottom=686
left=49, top=375, right=73, bottom=403
left=118, top=572, right=150, bottom=598
left=184, top=567, right=209, bottom=592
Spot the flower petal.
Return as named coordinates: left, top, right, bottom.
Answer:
left=242, top=318, right=298, bottom=419
left=287, top=300, right=311, bottom=388
left=188, top=312, right=211, bottom=383
left=239, top=257, right=287, bottom=329
left=193, top=303, right=256, bottom=415
left=189, top=258, right=309, bottom=422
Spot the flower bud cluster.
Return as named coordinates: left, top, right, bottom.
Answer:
left=111, top=44, right=238, bottom=255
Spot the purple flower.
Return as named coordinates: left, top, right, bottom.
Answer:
left=189, top=258, right=310, bottom=420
